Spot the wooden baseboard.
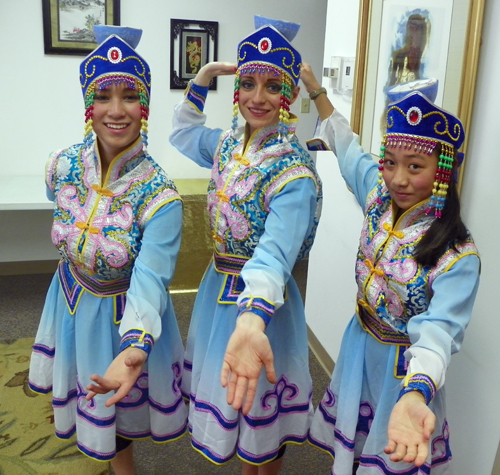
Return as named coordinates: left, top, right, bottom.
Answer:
left=307, top=325, right=335, bottom=376
left=0, top=260, right=59, bottom=275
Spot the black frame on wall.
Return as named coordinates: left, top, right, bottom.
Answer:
left=170, top=18, right=219, bottom=90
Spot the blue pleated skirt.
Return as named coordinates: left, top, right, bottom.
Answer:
left=309, top=316, right=452, bottom=474
left=28, top=272, right=188, bottom=461
left=181, top=263, right=313, bottom=465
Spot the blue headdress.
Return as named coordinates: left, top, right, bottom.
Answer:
left=379, top=91, right=465, bottom=217
left=79, top=26, right=151, bottom=152
left=233, top=16, right=302, bottom=139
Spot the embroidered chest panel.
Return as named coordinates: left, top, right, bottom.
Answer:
left=356, top=186, right=478, bottom=333
left=47, top=142, right=180, bottom=281
left=208, top=126, right=322, bottom=260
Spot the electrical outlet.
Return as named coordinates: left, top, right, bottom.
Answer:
left=301, top=98, right=310, bottom=113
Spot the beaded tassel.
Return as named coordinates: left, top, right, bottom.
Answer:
left=138, top=82, right=150, bottom=153
left=278, top=73, right=292, bottom=141
left=232, top=73, right=241, bottom=134
left=428, top=143, right=454, bottom=218
left=83, top=83, right=96, bottom=149
left=377, top=137, right=386, bottom=203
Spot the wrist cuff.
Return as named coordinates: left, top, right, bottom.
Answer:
left=237, top=297, right=275, bottom=326
left=185, top=80, right=209, bottom=113
left=119, top=329, right=154, bottom=359
left=398, top=373, right=437, bottom=405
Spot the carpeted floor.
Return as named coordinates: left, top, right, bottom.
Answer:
left=0, top=338, right=108, bottom=475
left=0, top=269, right=333, bottom=475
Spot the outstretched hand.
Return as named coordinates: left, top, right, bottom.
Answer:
left=85, top=347, right=147, bottom=407
left=194, top=61, right=237, bottom=87
left=385, top=391, right=436, bottom=467
left=220, top=312, right=276, bottom=415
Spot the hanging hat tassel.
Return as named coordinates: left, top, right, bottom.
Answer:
left=232, top=74, right=241, bottom=135
left=83, top=86, right=96, bottom=149
left=278, top=74, right=292, bottom=142
left=428, top=144, right=454, bottom=217
left=138, top=83, right=149, bottom=153
left=377, top=137, right=387, bottom=204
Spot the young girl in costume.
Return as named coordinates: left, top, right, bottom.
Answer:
left=300, top=63, right=480, bottom=473
left=169, top=18, right=322, bottom=475
left=28, top=27, right=187, bottom=475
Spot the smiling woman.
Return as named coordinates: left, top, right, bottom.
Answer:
left=28, top=27, right=187, bottom=475
left=169, top=15, right=323, bottom=475
left=91, top=83, right=143, bottom=168
left=299, top=65, right=481, bottom=474
left=238, top=73, right=300, bottom=135
left=381, top=147, right=438, bottom=214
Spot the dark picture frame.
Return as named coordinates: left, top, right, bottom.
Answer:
left=170, top=19, right=219, bottom=90
left=42, top=0, right=120, bottom=55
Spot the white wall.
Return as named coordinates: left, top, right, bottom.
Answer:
left=0, top=0, right=327, bottom=262
left=304, top=0, right=362, bottom=373
left=444, top=0, right=500, bottom=471
left=0, top=0, right=327, bottom=179
left=305, top=0, right=500, bottom=473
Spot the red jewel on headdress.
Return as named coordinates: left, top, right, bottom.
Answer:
left=258, top=37, right=272, bottom=54
left=108, top=47, right=122, bottom=64
left=406, top=106, right=422, bottom=126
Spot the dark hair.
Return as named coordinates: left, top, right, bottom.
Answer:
left=413, top=157, right=468, bottom=267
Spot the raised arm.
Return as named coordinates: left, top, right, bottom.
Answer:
left=169, top=62, right=238, bottom=169
left=300, top=62, right=334, bottom=121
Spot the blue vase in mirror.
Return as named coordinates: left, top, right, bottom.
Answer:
left=93, top=25, right=143, bottom=48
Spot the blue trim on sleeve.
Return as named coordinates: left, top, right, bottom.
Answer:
left=398, top=373, right=437, bottom=405
left=237, top=297, right=275, bottom=326
left=186, top=82, right=209, bottom=113
left=119, top=329, right=154, bottom=358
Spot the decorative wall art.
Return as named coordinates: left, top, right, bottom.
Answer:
left=42, top=0, right=120, bottom=55
left=170, top=19, right=219, bottom=90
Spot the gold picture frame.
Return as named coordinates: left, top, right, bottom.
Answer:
left=351, top=0, right=485, bottom=189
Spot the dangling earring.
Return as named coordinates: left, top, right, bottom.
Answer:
left=83, top=83, right=96, bottom=150
left=278, top=73, right=291, bottom=141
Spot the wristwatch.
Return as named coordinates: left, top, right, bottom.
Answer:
left=309, top=87, right=327, bottom=100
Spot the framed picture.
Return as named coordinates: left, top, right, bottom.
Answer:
left=170, top=19, right=219, bottom=90
left=351, top=0, right=485, bottom=188
left=42, top=0, right=120, bottom=55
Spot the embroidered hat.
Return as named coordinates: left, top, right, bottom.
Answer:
left=378, top=91, right=465, bottom=217
left=80, top=27, right=151, bottom=152
left=232, top=16, right=302, bottom=139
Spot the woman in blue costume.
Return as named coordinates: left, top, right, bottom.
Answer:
left=300, top=63, right=480, bottom=474
left=169, top=17, right=322, bottom=475
left=28, top=27, right=187, bottom=475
